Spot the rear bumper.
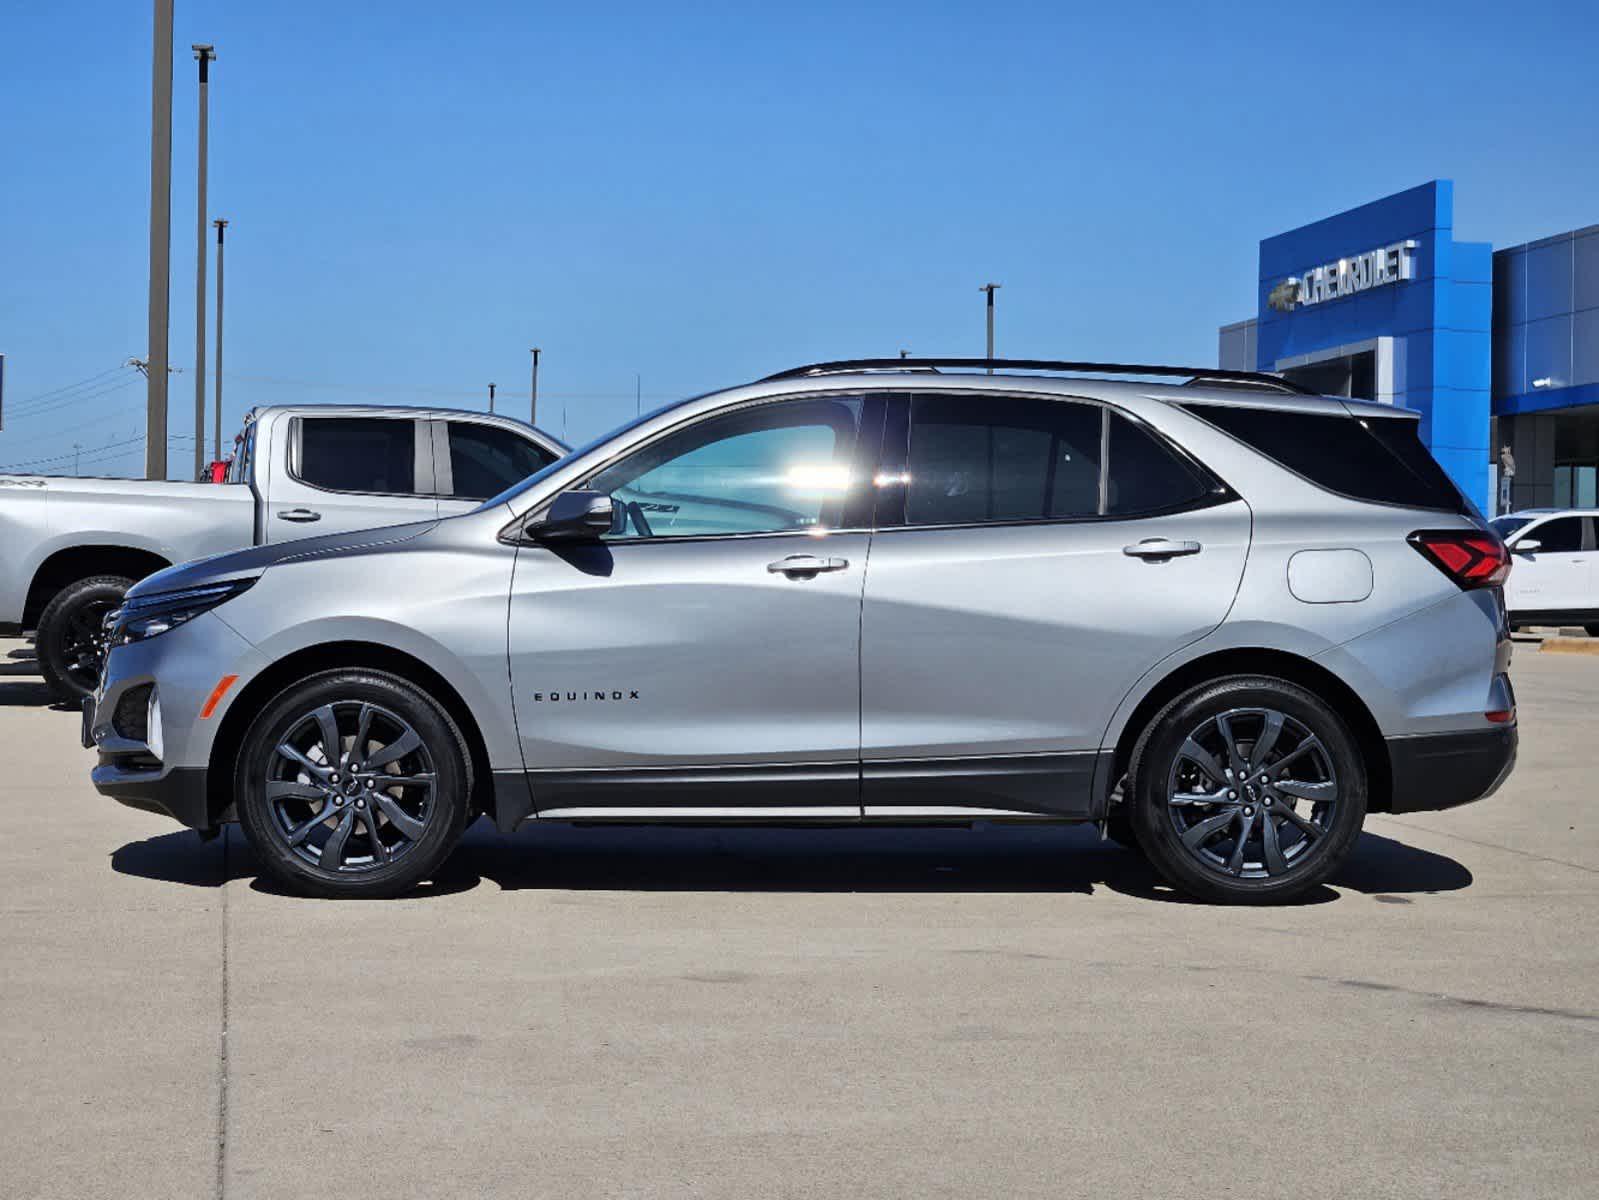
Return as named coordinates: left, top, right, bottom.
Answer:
left=1385, top=725, right=1517, bottom=814
left=92, top=761, right=211, bottom=829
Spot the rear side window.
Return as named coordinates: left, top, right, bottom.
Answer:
left=1183, top=404, right=1465, bottom=512
left=297, top=418, right=415, bottom=494
left=906, top=394, right=1102, bottom=524
left=447, top=422, right=559, bottom=500
left=1106, top=413, right=1214, bottom=516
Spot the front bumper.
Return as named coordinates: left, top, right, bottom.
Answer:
left=1385, top=724, right=1518, bottom=814
left=91, top=761, right=212, bottom=828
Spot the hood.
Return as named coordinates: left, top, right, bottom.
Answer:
left=126, top=520, right=440, bottom=600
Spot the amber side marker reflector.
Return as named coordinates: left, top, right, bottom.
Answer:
left=200, top=674, right=240, bottom=719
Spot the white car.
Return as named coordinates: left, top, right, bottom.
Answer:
left=1491, top=509, right=1599, bottom=635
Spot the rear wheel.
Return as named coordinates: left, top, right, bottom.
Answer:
left=235, top=670, right=472, bottom=898
left=1128, top=676, right=1367, bottom=904
left=36, top=575, right=132, bottom=701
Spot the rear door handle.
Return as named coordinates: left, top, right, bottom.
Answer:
left=1123, top=538, right=1201, bottom=559
left=278, top=508, right=322, bottom=523
left=767, top=554, right=849, bottom=576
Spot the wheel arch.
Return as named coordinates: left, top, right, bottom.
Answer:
left=25, top=545, right=172, bottom=627
left=206, top=641, right=496, bottom=828
left=1107, top=647, right=1393, bottom=814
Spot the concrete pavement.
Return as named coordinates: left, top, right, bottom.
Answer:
left=2, top=635, right=1596, bottom=1199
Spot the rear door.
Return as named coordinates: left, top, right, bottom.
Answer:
left=1508, top=514, right=1591, bottom=614
left=859, top=392, right=1251, bottom=817
left=262, top=416, right=440, bottom=541
left=432, top=420, right=563, bottom=517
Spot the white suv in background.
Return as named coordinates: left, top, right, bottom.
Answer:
left=1491, top=509, right=1599, bottom=635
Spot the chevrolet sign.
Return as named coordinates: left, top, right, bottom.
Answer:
left=1268, top=239, right=1418, bottom=312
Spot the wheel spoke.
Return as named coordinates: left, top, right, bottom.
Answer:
left=364, top=726, right=421, bottom=770
left=276, top=743, right=331, bottom=780
left=319, top=809, right=356, bottom=869
left=1179, top=737, right=1228, bottom=785
left=371, top=792, right=427, bottom=841
left=1226, top=807, right=1258, bottom=874
left=1275, top=778, right=1337, bottom=803
left=1181, top=806, right=1239, bottom=850
left=373, top=773, right=434, bottom=791
left=312, top=705, right=343, bottom=767
left=1249, top=710, right=1285, bottom=772
left=1170, top=790, right=1226, bottom=807
left=1261, top=811, right=1289, bottom=875
left=267, top=780, right=325, bottom=803
left=1275, top=803, right=1326, bottom=841
left=354, top=704, right=375, bottom=760
left=287, top=807, right=331, bottom=846
left=1215, top=713, right=1248, bottom=776
left=1269, top=736, right=1324, bottom=773
left=365, top=816, right=389, bottom=864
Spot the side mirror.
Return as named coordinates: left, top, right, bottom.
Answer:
left=529, top=490, right=614, bottom=542
left=1513, top=539, right=1541, bottom=554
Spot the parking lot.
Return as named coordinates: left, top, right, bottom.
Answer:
left=1, top=633, right=1595, bottom=1200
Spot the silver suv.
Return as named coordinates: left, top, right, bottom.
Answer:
left=88, top=359, right=1518, bottom=903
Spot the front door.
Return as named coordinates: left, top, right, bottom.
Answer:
left=1508, top=514, right=1592, bottom=615
left=508, top=393, right=883, bottom=817
left=859, top=392, right=1251, bottom=817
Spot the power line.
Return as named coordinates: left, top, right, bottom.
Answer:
left=0, top=433, right=195, bottom=474
left=3, top=365, right=129, bottom=417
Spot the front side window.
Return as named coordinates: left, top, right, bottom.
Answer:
left=586, top=397, right=863, bottom=539
left=1525, top=516, right=1584, bottom=553
left=448, top=422, right=559, bottom=500
left=297, top=418, right=415, bottom=494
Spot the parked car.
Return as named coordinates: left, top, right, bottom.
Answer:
left=0, top=405, right=565, bottom=700
left=87, top=358, right=1517, bottom=903
left=1489, top=508, right=1599, bottom=635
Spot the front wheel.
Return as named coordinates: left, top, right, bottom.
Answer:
left=1127, top=676, right=1367, bottom=904
left=36, top=575, right=133, bottom=701
left=235, top=670, right=473, bottom=898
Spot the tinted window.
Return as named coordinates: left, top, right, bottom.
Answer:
left=587, top=397, right=862, bottom=539
left=298, top=418, right=415, bottom=494
left=1107, top=412, right=1215, bottom=515
left=1526, top=516, right=1583, bottom=553
left=448, top=422, right=559, bottom=500
left=1490, top=516, right=1534, bottom=540
left=1183, top=404, right=1465, bottom=512
left=906, top=394, right=1101, bottom=525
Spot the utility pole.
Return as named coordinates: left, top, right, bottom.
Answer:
left=487, top=382, right=496, bottom=413
left=73, top=443, right=81, bottom=477
left=191, top=43, right=215, bottom=480
left=978, top=283, right=1001, bottom=374
left=147, top=0, right=175, bottom=480
left=899, top=348, right=911, bottom=359
left=213, top=219, right=227, bottom=460
left=529, top=347, right=540, bottom=426
left=635, top=372, right=641, bottom=417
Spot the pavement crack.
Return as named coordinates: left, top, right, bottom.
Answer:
left=1302, top=972, right=1599, bottom=1026
left=215, top=827, right=232, bottom=1200
left=1383, top=817, right=1599, bottom=876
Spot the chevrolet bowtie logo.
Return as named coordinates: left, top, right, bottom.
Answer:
left=1268, top=277, right=1301, bottom=313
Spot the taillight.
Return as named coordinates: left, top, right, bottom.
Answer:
left=1409, top=530, right=1511, bottom=589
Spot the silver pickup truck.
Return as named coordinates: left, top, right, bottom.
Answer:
left=0, top=403, right=565, bottom=700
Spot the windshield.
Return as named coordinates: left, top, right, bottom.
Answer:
left=1490, top=516, right=1533, bottom=540
left=477, top=395, right=699, bottom=511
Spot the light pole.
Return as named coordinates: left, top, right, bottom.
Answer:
left=487, top=382, right=496, bottom=414
left=530, top=347, right=540, bottom=425
left=191, top=43, right=215, bottom=479
left=213, top=218, right=227, bottom=461
left=899, top=348, right=911, bottom=359
left=978, top=283, right=1001, bottom=374
left=147, top=0, right=175, bottom=480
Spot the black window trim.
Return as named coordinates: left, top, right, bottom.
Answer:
left=872, top=390, right=1237, bottom=534
left=1179, top=402, right=1468, bottom=516
left=287, top=415, right=434, bottom=499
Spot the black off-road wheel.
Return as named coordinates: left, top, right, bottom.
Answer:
left=1127, top=676, right=1367, bottom=904
left=36, top=575, right=132, bottom=702
left=235, top=670, right=473, bottom=898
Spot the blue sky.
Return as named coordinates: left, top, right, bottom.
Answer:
left=2, top=0, right=1596, bottom=475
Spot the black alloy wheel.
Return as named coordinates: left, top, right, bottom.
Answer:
left=36, top=575, right=133, bottom=701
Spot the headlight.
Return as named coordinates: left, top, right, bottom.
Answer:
left=114, top=578, right=256, bottom=645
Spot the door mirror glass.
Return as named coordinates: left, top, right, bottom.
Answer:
left=530, top=490, right=615, bottom=542
left=1513, top=539, right=1541, bottom=554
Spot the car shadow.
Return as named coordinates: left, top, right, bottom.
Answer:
left=0, top=680, right=57, bottom=707
left=109, top=822, right=1470, bottom=906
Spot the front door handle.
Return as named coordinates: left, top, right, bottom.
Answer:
left=1123, top=538, right=1201, bottom=559
left=767, top=554, right=849, bottom=577
left=278, top=508, right=323, bottom=523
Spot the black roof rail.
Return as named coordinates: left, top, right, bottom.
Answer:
left=760, top=357, right=1314, bottom=395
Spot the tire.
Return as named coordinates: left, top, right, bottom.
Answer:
left=36, top=575, right=133, bottom=702
left=235, top=670, right=473, bottom=898
left=1127, top=676, right=1367, bottom=904
left=1102, top=789, right=1144, bottom=854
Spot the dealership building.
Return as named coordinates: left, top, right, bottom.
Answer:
left=1218, top=180, right=1598, bottom=515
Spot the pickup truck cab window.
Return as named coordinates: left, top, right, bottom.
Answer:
left=446, top=421, right=560, bottom=501
left=296, top=417, right=417, bottom=495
